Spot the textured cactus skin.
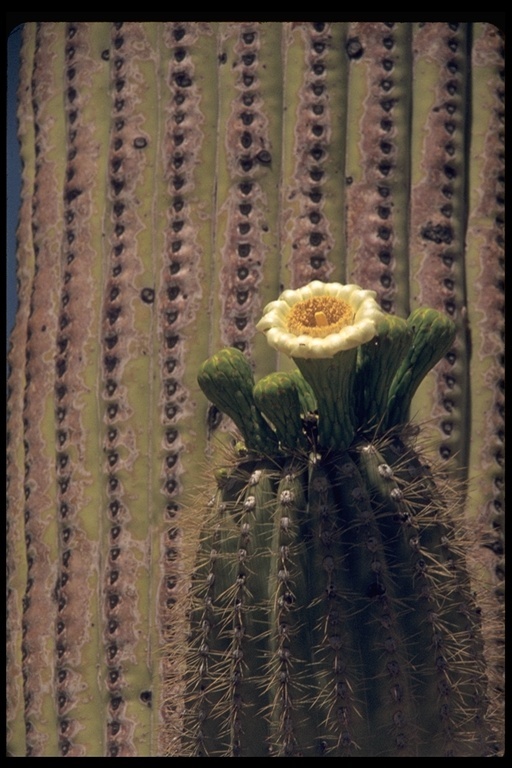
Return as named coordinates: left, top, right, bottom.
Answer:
left=7, top=22, right=503, bottom=756
left=184, top=442, right=492, bottom=756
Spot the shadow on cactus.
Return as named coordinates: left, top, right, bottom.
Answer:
left=183, top=281, right=495, bottom=757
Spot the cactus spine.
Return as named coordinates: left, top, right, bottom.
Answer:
left=7, top=22, right=503, bottom=756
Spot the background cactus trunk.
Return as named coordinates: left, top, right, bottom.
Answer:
left=7, top=21, right=504, bottom=756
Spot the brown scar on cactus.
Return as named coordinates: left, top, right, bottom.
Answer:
left=182, top=280, right=500, bottom=756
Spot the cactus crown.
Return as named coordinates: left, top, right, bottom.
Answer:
left=199, top=280, right=456, bottom=454
left=183, top=281, right=495, bottom=757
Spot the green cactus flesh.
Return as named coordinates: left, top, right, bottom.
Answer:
left=183, top=302, right=496, bottom=756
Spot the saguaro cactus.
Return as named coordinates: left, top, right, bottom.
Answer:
left=184, top=288, right=492, bottom=755
left=7, top=22, right=503, bottom=756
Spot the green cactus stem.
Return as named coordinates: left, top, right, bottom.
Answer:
left=185, top=445, right=493, bottom=755
left=385, top=307, right=457, bottom=430
left=253, top=372, right=312, bottom=453
left=354, top=312, right=412, bottom=430
left=185, top=280, right=497, bottom=756
left=198, top=348, right=278, bottom=455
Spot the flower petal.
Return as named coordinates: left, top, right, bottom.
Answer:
left=257, top=281, right=386, bottom=359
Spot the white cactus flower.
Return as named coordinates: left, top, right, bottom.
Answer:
left=256, top=280, right=385, bottom=359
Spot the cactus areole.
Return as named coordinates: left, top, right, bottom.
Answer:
left=187, top=281, right=494, bottom=756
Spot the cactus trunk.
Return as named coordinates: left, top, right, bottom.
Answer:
left=7, top=21, right=503, bottom=756
left=184, top=443, right=491, bottom=756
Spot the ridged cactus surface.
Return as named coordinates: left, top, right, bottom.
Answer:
left=186, top=447, right=490, bottom=756
left=7, top=22, right=503, bottom=756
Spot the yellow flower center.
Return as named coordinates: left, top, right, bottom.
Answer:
left=286, top=296, right=353, bottom=338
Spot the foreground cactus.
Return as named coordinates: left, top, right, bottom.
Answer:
left=183, top=284, right=494, bottom=756
left=7, top=22, right=503, bottom=756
